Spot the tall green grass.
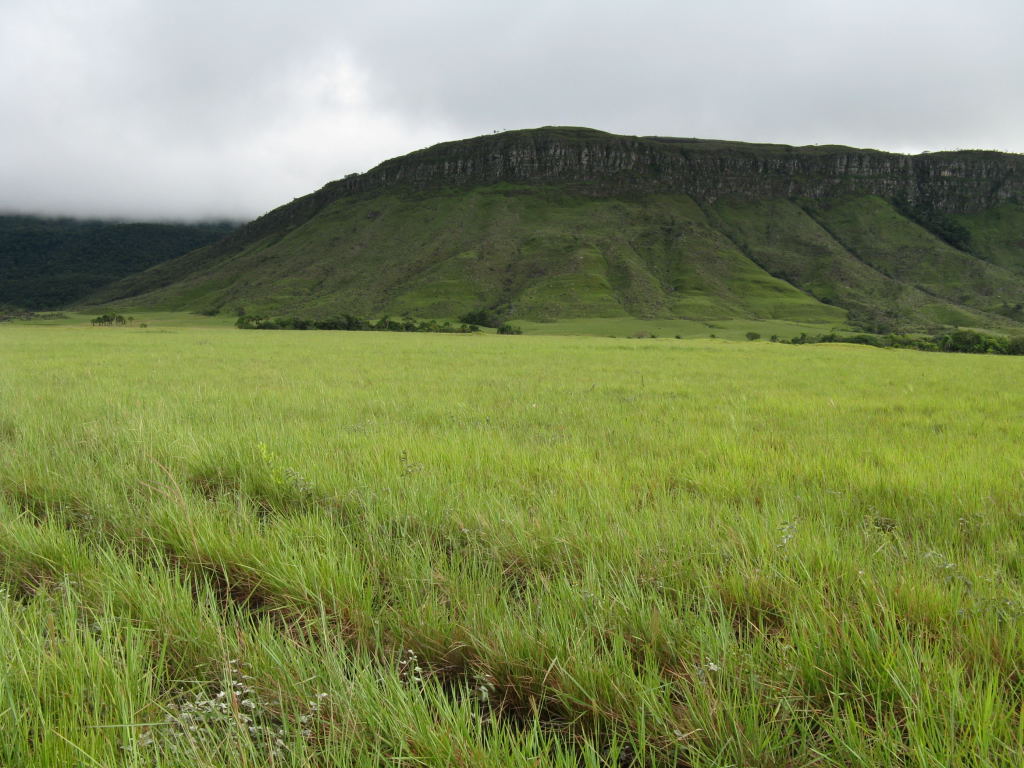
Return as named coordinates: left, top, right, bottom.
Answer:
left=1, top=323, right=1022, bottom=765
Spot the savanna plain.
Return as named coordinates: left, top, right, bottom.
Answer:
left=1, top=321, right=1022, bottom=767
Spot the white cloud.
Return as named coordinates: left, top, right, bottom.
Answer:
left=1, top=0, right=1021, bottom=219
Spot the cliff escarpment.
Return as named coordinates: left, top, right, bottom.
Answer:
left=334, top=128, right=1023, bottom=213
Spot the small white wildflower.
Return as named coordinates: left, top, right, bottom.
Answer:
left=778, top=520, right=797, bottom=547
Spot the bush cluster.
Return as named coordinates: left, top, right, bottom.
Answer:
left=781, top=329, right=1024, bottom=355
left=91, top=313, right=132, bottom=326
left=458, top=309, right=501, bottom=327
left=236, top=314, right=480, bottom=334
left=458, top=309, right=523, bottom=335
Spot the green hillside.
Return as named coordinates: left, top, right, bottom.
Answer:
left=957, top=204, right=1024, bottom=273
left=810, top=197, right=1024, bottom=309
left=83, top=128, right=1024, bottom=333
left=90, top=188, right=844, bottom=325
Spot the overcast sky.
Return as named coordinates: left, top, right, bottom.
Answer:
left=2, top=0, right=1022, bottom=220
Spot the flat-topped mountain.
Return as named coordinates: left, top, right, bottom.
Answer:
left=89, top=127, right=1024, bottom=332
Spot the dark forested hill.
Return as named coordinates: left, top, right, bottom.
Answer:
left=0, top=216, right=236, bottom=310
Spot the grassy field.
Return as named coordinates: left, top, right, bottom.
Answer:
left=1, top=322, right=1023, bottom=766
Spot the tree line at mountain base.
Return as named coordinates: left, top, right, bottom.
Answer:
left=235, top=314, right=522, bottom=334
left=778, top=329, right=1024, bottom=355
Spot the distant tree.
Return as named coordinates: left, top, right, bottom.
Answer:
left=938, top=330, right=988, bottom=354
left=91, top=312, right=125, bottom=326
left=459, top=309, right=500, bottom=327
left=745, top=331, right=761, bottom=341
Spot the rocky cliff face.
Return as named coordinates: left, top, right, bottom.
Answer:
left=322, top=128, right=1022, bottom=214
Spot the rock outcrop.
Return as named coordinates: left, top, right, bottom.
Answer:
left=327, top=128, right=1021, bottom=214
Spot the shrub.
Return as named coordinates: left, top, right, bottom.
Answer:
left=939, top=330, right=988, bottom=354
left=91, top=313, right=127, bottom=327
left=459, top=309, right=500, bottom=327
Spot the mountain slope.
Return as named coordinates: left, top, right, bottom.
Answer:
left=956, top=204, right=1024, bottom=274
left=88, top=127, right=1024, bottom=332
left=91, top=188, right=843, bottom=324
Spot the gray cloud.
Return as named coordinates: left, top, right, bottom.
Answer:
left=2, top=0, right=1022, bottom=220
